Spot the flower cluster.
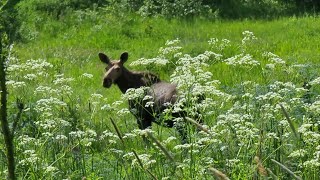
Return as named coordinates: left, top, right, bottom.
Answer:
left=5, top=54, right=108, bottom=179
left=263, top=52, right=286, bottom=69
left=241, top=30, right=258, bottom=45
left=130, top=39, right=182, bottom=67
left=208, top=38, right=231, bottom=52
left=224, top=53, right=260, bottom=67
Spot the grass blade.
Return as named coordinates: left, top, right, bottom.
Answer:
left=146, top=131, right=175, bottom=163
left=110, top=118, right=125, bottom=147
left=132, top=150, right=158, bottom=180
left=185, top=117, right=210, bottom=134
left=279, top=104, right=298, bottom=139
left=266, top=168, right=278, bottom=180
left=271, top=159, right=302, bottom=180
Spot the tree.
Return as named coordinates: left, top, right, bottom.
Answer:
left=0, top=0, right=20, bottom=179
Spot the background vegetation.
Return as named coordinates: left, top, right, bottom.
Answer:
left=1, top=0, right=320, bottom=179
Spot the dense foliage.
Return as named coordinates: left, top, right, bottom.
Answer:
left=16, top=0, right=320, bottom=20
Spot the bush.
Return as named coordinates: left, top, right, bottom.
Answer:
left=138, top=0, right=210, bottom=18
left=202, top=0, right=288, bottom=19
left=110, top=0, right=320, bottom=19
left=18, top=0, right=107, bottom=19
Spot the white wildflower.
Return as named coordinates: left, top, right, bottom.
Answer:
left=132, top=154, right=156, bottom=168
left=122, top=133, right=137, bottom=139
left=117, top=108, right=130, bottom=115
left=310, top=77, right=320, bottom=85
left=173, top=143, right=192, bottom=151
left=224, top=54, right=260, bottom=67
left=81, top=73, right=93, bottom=79
left=133, top=128, right=154, bottom=136
left=69, top=130, right=85, bottom=139
left=208, top=38, right=231, bottom=51
left=226, top=158, right=240, bottom=167
left=164, top=136, right=177, bottom=144
left=53, top=74, right=74, bottom=85
left=55, top=135, right=68, bottom=141
left=288, top=149, right=307, bottom=158
left=44, top=165, right=57, bottom=174
left=266, top=63, right=275, bottom=69
left=266, top=132, right=279, bottom=139
left=101, top=104, right=112, bottom=111
left=123, top=152, right=135, bottom=159
left=6, top=80, right=26, bottom=88
left=143, top=95, right=153, bottom=101
left=100, top=130, right=118, bottom=140
left=263, top=52, right=286, bottom=65
left=24, top=73, right=38, bottom=80
left=242, top=30, right=257, bottom=45
left=165, top=38, right=180, bottom=46
left=303, top=159, right=320, bottom=168
left=145, top=101, right=154, bottom=108
left=298, top=123, right=313, bottom=133
left=308, top=101, right=320, bottom=114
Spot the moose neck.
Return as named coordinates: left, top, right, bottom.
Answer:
left=114, top=67, right=154, bottom=94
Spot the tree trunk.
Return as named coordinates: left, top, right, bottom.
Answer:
left=0, top=36, right=16, bottom=180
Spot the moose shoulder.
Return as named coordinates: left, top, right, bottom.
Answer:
left=99, top=52, right=189, bottom=142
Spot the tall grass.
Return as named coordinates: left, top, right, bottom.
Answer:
left=1, top=10, right=320, bottom=179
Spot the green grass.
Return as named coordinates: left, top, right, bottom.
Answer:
left=16, top=14, right=320, bottom=81
left=2, top=11, right=320, bottom=179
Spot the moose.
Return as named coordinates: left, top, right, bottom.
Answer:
left=99, top=52, right=199, bottom=142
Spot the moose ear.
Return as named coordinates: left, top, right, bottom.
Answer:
left=99, top=53, right=110, bottom=64
left=120, top=52, right=128, bottom=63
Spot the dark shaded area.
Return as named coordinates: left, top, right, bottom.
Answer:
left=15, top=0, right=320, bottom=20
left=1, top=0, right=20, bottom=42
left=203, top=0, right=320, bottom=18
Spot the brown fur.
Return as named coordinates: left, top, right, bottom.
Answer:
left=115, top=68, right=161, bottom=94
left=99, top=52, right=188, bottom=142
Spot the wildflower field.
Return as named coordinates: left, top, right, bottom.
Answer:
left=1, top=9, right=320, bottom=179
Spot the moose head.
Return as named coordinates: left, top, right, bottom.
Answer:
left=98, top=52, right=128, bottom=88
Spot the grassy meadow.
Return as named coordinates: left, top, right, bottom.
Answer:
left=1, top=9, right=320, bottom=179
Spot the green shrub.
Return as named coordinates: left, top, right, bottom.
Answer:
left=108, top=0, right=320, bottom=19
left=138, top=0, right=210, bottom=18
left=18, top=0, right=107, bottom=19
